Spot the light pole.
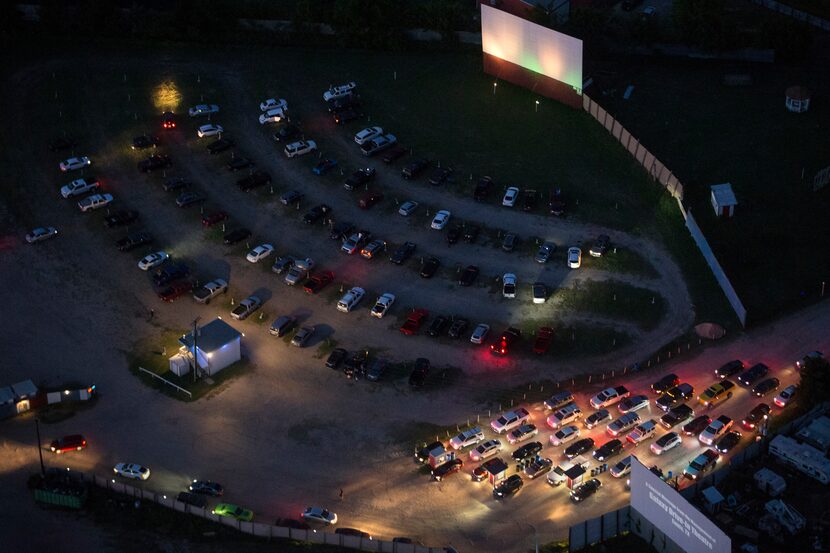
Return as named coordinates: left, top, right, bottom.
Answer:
left=493, top=82, right=498, bottom=95
left=535, top=100, right=540, bottom=112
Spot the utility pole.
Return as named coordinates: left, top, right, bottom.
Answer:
left=192, top=316, right=201, bottom=383
left=35, top=418, right=45, bottom=477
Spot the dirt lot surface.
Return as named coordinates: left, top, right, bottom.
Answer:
left=3, top=54, right=823, bottom=552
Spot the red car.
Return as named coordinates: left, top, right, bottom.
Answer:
left=162, top=111, right=176, bottom=129
left=533, top=327, right=554, bottom=354
left=159, top=281, right=193, bottom=302
left=50, top=434, right=87, bottom=454
left=358, top=191, right=384, bottom=209
left=303, top=271, right=335, bottom=294
left=202, top=210, right=228, bottom=228
left=400, top=309, right=428, bottom=335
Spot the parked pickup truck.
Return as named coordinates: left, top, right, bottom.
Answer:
left=284, top=258, right=315, bottom=286
left=399, top=309, right=428, bottom=335
left=360, top=133, right=396, bottom=156
left=546, top=455, right=590, bottom=486
left=660, top=404, right=695, bottom=429
left=590, top=386, right=630, bottom=409
left=193, top=278, right=228, bottom=304
left=626, top=420, right=657, bottom=444
left=78, top=193, right=113, bottom=212
left=533, top=327, right=554, bottom=354
left=655, top=383, right=694, bottom=411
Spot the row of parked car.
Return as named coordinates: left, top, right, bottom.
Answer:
left=415, top=358, right=798, bottom=503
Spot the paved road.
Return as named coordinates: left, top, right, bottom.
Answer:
left=0, top=57, right=826, bottom=553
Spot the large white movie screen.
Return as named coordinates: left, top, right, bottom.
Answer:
left=481, top=4, right=583, bottom=90
left=630, top=458, right=731, bottom=553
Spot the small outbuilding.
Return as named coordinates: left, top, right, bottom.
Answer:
left=701, top=486, right=726, bottom=515
left=710, top=183, right=738, bottom=218
left=785, top=86, right=811, bottom=113
left=175, top=318, right=242, bottom=377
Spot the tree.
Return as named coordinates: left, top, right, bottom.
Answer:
left=798, top=356, right=830, bottom=410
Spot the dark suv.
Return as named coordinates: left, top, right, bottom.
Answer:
left=153, top=263, right=189, bottom=287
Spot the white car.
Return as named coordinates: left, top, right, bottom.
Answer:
left=284, top=140, right=317, bottom=158
left=77, top=193, right=113, bottom=212
left=502, top=273, right=517, bottom=298
left=354, top=126, right=383, bottom=145
left=532, top=282, right=547, bottom=304
left=188, top=104, right=219, bottom=117
left=197, top=124, right=223, bottom=138
left=25, top=227, right=58, bottom=243
left=449, top=427, right=485, bottom=450
left=337, top=287, right=365, bottom=313
left=60, top=177, right=99, bottom=198
left=507, top=423, right=538, bottom=445
left=609, top=456, right=632, bottom=478
left=302, top=506, right=337, bottom=525
left=193, top=278, right=228, bottom=304
left=59, top=156, right=91, bottom=172
left=650, top=432, right=682, bottom=455
left=431, top=210, right=451, bottom=230
left=502, top=186, right=519, bottom=207
left=398, top=200, right=418, bottom=216
left=490, top=408, right=531, bottom=434
left=113, top=463, right=150, bottom=480
left=469, top=439, right=502, bottom=461
left=138, top=251, right=169, bottom=271
left=774, top=385, right=797, bottom=408
left=259, top=98, right=287, bottom=112
left=567, top=247, right=582, bottom=269
left=370, top=293, right=395, bottom=318
left=590, top=386, right=630, bottom=409
left=470, top=323, right=490, bottom=344
left=550, top=425, right=581, bottom=446
left=246, top=244, right=274, bottom=263
left=323, top=81, right=357, bottom=102
left=259, top=108, right=286, bottom=125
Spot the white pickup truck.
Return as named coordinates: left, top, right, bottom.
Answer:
left=192, top=279, right=228, bottom=304
left=360, top=133, right=396, bottom=156
left=284, top=258, right=314, bottom=286
left=77, top=193, right=113, bottom=212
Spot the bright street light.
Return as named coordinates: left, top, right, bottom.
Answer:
left=493, top=82, right=497, bottom=95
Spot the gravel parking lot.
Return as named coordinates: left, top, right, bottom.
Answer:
left=0, top=54, right=799, bottom=552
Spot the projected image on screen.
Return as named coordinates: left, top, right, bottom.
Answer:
left=481, top=4, right=583, bottom=90
left=630, top=458, right=731, bottom=553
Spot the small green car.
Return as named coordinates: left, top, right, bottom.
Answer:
left=212, top=503, right=253, bottom=522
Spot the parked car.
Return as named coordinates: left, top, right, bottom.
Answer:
left=474, top=176, right=493, bottom=201
left=450, top=427, right=485, bottom=450
left=138, top=251, right=169, bottom=271
left=593, top=439, right=623, bottom=462
left=192, top=279, right=228, bottom=304
left=259, top=108, right=286, bottom=125
left=524, top=458, right=553, bottom=480
left=231, top=296, right=262, bottom=320
left=502, top=233, right=518, bottom=252
left=535, top=242, right=556, bottom=263
left=390, top=241, right=416, bottom=264
left=237, top=170, right=271, bottom=191
left=304, top=271, right=335, bottom=294
left=470, top=439, right=503, bottom=461
left=175, top=191, right=205, bottom=207
left=401, top=159, right=429, bottom=179
left=774, top=385, right=797, bottom=408
left=590, top=386, right=630, bottom=409
left=752, top=377, right=780, bottom=397
left=567, top=247, right=582, bottom=269
left=532, top=282, right=547, bottom=304
left=324, top=82, right=357, bottom=102
left=312, top=158, right=338, bottom=175
left=259, top=98, right=286, bottom=111
left=618, top=395, right=650, bottom=413
left=366, top=359, right=388, bottom=381
left=489, top=327, right=521, bottom=356
left=493, top=474, right=523, bottom=498
left=354, top=126, right=383, bottom=145
left=502, top=273, right=517, bottom=298
left=589, top=235, right=610, bottom=257
left=651, top=373, right=680, bottom=394
left=737, top=363, right=770, bottom=386
left=151, top=262, right=187, bottom=286
left=564, top=438, right=595, bottom=459
left=159, top=281, right=192, bottom=302
left=343, top=167, right=376, bottom=190
left=458, top=265, right=479, bottom=287
left=60, top=177, right=99, bottom=198
left=607, top=413, right=640, bottom=437
left=246, top=243, right=274, bottom=263
left=333, top=106, right=364, bottom=124
left=336, top=287, right=365, bottom=313
left=291, top=326, right=315, bottom=347
left=550, top=425, right=580, bottom=447
left=303, top=204, right=331, bottom=224
left=273, top=124, right=301, bottom=143
left=358, top=190, right=383, bottom=209
left=507, top=424, right=538, bottom=445
left=382, top=144, right=407, bottom=163
left=683, top=449, right=719, bottom=480
left=360, top=133, right=396, bottom=156
left=610, top=456, right=633, bottom=478
left=420, top=256, right=440, bottom=278
left=533, top=327, right=554, bottom=354
left=189, top=104, right=220, bottom=117
left=105, top=210, right=139, bottom=228
left=521, top=189, right=538, bottom=211
left=227, top=156, right=253, bottom=171
left=113, top=463, right=150, bottom=480
left=301, top=506, right=337, bottom=525
left=699, top=415, right=733, bottom=445
left=431, top=210, right=451, bottom=230
left=131, top=134, right=159, bottom=150
left=325, top=348, right=347, bottom=369
left=161, top=111, right=176, bottom=129
left=163, top=177, right=189, bottom=192
left=138, top=154, right=172, bottom=173
left=584, top=409, right=611, bottom=429
left=223, top=228, right=251, bottom=245
left=370, top=293, right=395, bottom=318
left=343, top=351, right=367, bottom=379
left=470, top=323, right=490, bottom=344
left=683, top=415, right=712, bottom=436
left=427, top=315, right=449, bottom=337
left=269, top=315, right=296, bottom=338
left=447, top=318, right=469, bottom=339
left=570, top=478, right=601, bottom=502
left=502, top=187, right=519, bottom=207
left=399, top=309, right=428, bottom=335
left=50, top=434, right=87, bottom=454
left=650, top=432, right=682, bottom=455
left=409, top=357, right=430, bottom=387
left=284, top=140, right=317, bottom=158
left=398, top=200, right=418, bottom=216
left=78, top=193, right=113, bottom=212
left=543, top=391, right=574, bottom=410
left=197, top=124, right=223, bottom=138
left=431, top=459, right=463, bottom=482
left=715, top=360, right=744, bottom=379
left=25, top=227, right=58, bottom=243
left=491, top=408, right=531, bottom=434
left=59, top=156, right=91, bottom=172
left=716, top=431, right=742, bottom=454
left=116, top=231, right=152, bottom=252
left=429, top=166, right=453, bottom=185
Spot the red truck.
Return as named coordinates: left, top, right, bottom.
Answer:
left=533, top=327, right=554, bottom=354
left=400, top=309, right=428, bottom=335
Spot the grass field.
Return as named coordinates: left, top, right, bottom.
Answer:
left=597, top=57, right=830, bottom=323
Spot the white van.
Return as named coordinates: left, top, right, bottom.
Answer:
left=336, top=287, right=365, bottom=313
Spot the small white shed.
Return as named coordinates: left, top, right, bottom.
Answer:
left=710, top=183, right=737, bottom=218
left=176, top=318, right=242, bottom=376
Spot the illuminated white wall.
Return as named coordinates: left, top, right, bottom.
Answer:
left=630, top=458, right=731, bottom=553
left=481, top=4, right=583, bottom=90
